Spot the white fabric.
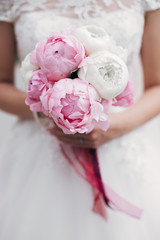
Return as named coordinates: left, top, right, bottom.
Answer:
left=0, top=0, right=160, bottom=239
left=0, top=0, right=160, bottom=22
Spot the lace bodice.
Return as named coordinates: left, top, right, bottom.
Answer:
left=0, top=0, right=160, bottom=100
left=1, top=0, right=160, bottom=58
left=1, top=0, right=160, bottom=22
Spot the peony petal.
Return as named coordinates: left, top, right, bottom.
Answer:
left=78, top=51, right=129, bottom=99
left=113, top=80, right=134, bottom=107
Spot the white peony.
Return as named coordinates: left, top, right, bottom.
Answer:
left=78, top=51, right=129, bottom=99
left=20, top=53, right=39, bottom=86
left=71, top=25, right=128, bottom=62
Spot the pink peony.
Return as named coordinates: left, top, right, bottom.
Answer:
left=30, top=33, right=85, bottom=82
left=113, top=80, right=134, bottom=107
left=25, top=70, right=52, bottom=113
left=41, top=78, right=110, bottom=134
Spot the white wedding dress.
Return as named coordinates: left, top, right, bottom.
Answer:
left=0, top=0, right=160, bottom=239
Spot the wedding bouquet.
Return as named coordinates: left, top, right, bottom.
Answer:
left=22, top=25, right=134, bottom=134
left=21, top=25, right=141, bottom=220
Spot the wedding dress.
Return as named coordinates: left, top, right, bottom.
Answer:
left=0, top=0, right=160, bottom=239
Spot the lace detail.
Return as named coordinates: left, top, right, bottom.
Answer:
left=56, top=0, right=103, bottom=19
left=119, top=135, right=148, bottom=178
left=0, top=0, right=14, bottom=22
left=0, top=0, right=160, bottom=23
left=0, top=0, right=55, bottom=22
left=144, top=0, right=160, bottom=12
left=55, top=0, right=142, bottom=20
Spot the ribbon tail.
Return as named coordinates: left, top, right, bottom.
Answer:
left=88, top=148, right=109, bottom=206
left=89, top=148, right=143, bottom=219
left=60, top=143, right=143, bottom=220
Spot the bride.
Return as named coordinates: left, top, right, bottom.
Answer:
left=0, top=0, right=160, bottom=239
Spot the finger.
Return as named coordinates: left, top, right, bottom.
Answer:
left=56, top=135, right=90, bottom=144
left=49, top=125, right=90, bottom=137
left=49, top=128, right=90, bottom=141
left=48, top=126, right=99, bottom=143
left=62, top=140, right=94, bottom=148
left=47, top=127, right=65, bottom=136
left=56, top=135, right=97, bottom=148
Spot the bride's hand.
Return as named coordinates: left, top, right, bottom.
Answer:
left=48, top=112, right=130, bottom=148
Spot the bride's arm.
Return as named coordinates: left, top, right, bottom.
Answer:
left=51, top=10, right=160, bottom=148
left=0, top=22, right=33, bottom=118
left=126, top=9, right=160, bottom=129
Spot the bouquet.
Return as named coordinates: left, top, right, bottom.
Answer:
left=21, top=25, right=142, bottom=219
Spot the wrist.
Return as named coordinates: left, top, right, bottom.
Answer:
left=108, top=110, right=135, bottom=135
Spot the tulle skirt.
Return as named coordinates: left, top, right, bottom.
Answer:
left=0, top=114, right=160, bottom=240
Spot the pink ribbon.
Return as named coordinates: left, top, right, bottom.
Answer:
left=60, top=143, right=143, bottom=220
